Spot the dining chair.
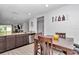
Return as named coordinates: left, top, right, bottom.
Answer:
left=38, top=35, right=53, bottom=55
left=55, top=32, right=66, bottom=39
left=34, top=33, right=43, bottom=55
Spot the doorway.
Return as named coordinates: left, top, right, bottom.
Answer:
left=37, top=16, right=44, bottom=34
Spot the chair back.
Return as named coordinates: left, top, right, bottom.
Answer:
left=38, top=35, right=53, bottom=55
left=56, top=32, right=66, bottom=39
left=34, top=32, right=43, bottom=55
left=34, top=32, right=43, bottom=40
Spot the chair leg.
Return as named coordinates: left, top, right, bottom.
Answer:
left=51, top=46, right=53, bottom=55
left=34, top=40, right=38, bottom=55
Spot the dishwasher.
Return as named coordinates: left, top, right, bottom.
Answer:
left=29, top=35, right=35, bottom=43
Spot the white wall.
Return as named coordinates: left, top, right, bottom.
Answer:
left=29, top=18, right=37, bottom=33
left=29, top=5, right=79, bottom=44
left=44, top=5, right=79, bottom=44
left=23, top=22, right=29, bottom=32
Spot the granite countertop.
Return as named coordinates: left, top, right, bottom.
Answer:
left=0, top=32, right=36, bottom=37
left=0, top=32, right=26, bottom=37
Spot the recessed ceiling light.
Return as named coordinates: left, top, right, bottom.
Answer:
left=28, top=13, right=31, bottom=15
left=45, top=4, right=48, bottom=7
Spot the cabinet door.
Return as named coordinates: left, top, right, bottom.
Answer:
left=15, top=35, right=23, bottom=47
left=23, top=34, right=29, bottom=45
left=6, top=35, right=15, bottom=50
left=26, top=34, right=29, bottom=44
left=0, top=36, right=6, bottom=53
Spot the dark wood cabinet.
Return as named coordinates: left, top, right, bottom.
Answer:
left=0, top=36, right=6, bottom=53
left=26, top=34, right=29, bottom=44
left=22, top=34, right=29, bottom=45
left=15, top=34, right=24, bottom=47
left=0, top=33, right=29, bottom=53
left=6, top=35, right=15, bottom=50
left=15, top=34, right=29, bottom=47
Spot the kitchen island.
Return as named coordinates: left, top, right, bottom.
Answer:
left=0, top=32, right=35, bottom=53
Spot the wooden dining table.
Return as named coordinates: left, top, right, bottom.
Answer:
left=34, top=35, right=76, bottom=55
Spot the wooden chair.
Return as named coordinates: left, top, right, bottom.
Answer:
left=34, top=33, right=43, bottom=55
left=38, top=36, right=53, bottom=55
left=55, top=32, right=66, bottom=39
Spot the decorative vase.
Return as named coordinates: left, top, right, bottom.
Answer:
left=53, top=34, right=59, bottom=41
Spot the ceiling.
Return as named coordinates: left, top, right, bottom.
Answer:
left=0, top=4, right=66, bottom=24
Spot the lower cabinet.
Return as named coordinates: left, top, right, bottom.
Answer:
left=6, top=35, right=15, bottom=50
left=0, top=36, right=6, bottom=53
left=0, top=34, right=29, bottom=53
left=15, top=34, right=29, bottom=47
left=15, top=34, right=24, bottom=47
left=23, top=34, right=29, bottom=45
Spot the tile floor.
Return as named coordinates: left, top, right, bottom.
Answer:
left=0, top=43, right=65, bottom=55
